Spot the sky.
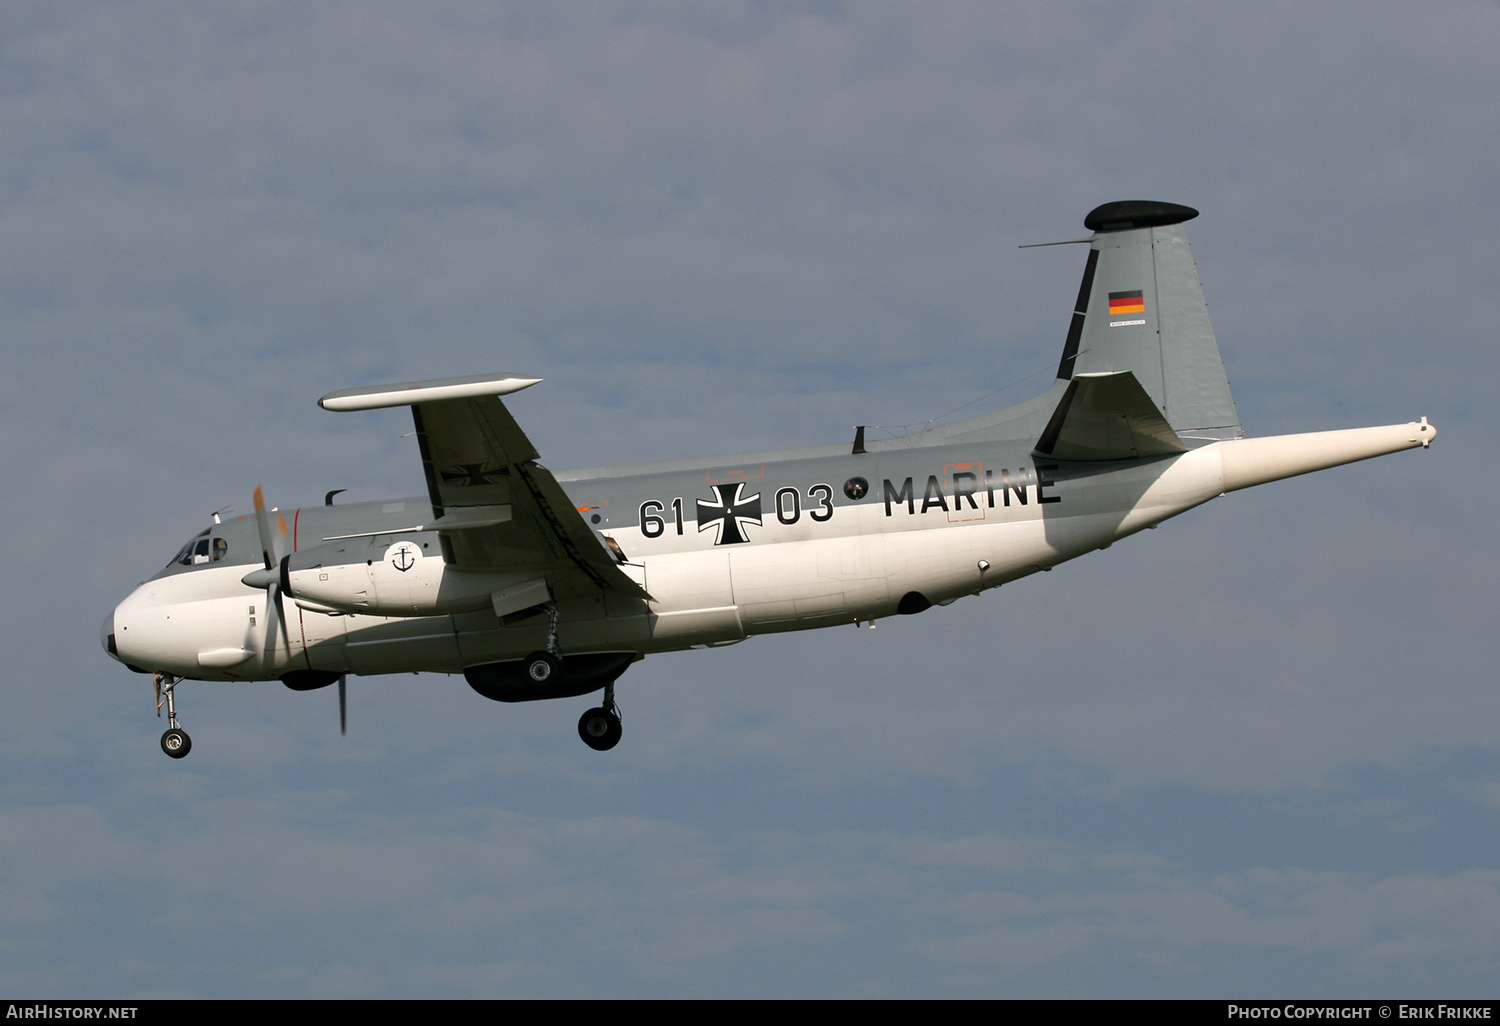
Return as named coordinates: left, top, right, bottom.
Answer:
left=2, top=1, right=1497, bottom=998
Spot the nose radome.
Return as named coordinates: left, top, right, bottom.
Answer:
left=101, top=611, right=119, bottom=661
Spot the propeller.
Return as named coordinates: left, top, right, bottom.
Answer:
left=242, top=487, right=350, bottom=738
left=240, top=485, right=292, bottom=660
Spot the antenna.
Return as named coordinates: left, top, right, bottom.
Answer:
left=1017, top=236, right=1093, bottom=249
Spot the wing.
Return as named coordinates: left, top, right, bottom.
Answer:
left=320, top=374, right=647, bottom=601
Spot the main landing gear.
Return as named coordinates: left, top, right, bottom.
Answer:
left=154, top=673, right=191, bottom=759
left=578, top=679, right=623, bottom=752
left=532, top=602, right=623, bottom=751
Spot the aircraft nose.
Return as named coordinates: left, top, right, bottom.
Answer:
left=101, top=610, right=119, bottom=662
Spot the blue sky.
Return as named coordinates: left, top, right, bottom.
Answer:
left=2, top=1, right=1497, bottom=997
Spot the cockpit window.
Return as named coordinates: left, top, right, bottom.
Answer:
left=170, top=529, right=227, bottom=567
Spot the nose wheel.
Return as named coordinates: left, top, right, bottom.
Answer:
left=154, top=673, right=192, bottom=759
left=577, top=681, right=623, bottom=751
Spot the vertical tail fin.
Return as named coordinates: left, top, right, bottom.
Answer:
left=1057, top=201, right=1241, bottom=442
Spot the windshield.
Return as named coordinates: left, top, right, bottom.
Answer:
left=168, top=529, right=229, bottom=568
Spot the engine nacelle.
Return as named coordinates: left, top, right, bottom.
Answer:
left=465, top=652, right=636, bottom=702
left=270, top=535, right=548, bottom=617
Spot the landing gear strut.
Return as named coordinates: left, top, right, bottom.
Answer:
left=523, top=603, right=564, bottom=685
left=578, top=679, right=623, bottom=751
left=155, top=673, right=192, bottom=759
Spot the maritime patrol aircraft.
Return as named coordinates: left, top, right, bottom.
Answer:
left=103, top=201, right=1436, bottom=758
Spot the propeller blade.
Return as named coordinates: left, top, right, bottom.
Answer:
left=270, top=572, right=292, bottom=653
left=251, top=486, right=294, bottom=659
left=253, top=485, right=277, bottom=569
left=338, top=675, right=347, bottom=736
left=259, top=586, right=286, bottom=664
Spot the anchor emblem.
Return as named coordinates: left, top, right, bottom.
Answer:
left=384, top=541, right=420, bottom=573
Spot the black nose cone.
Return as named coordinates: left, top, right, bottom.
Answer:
left=101, top=612, right=119, bottom=660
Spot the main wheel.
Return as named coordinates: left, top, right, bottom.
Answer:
left=161, top=728, right=192, bottom=759
left=523, top=651, right=562, bottom=686
left=577, top=707, right=622, bottom=751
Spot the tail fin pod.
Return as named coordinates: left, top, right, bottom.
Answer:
left=1058, top=201, right=1241, bottom=443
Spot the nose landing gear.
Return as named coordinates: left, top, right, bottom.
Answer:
left=154, top=673, right=192, bottom=759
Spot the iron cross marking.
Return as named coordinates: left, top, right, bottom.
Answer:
left=696, top=483, right=763, bottom=545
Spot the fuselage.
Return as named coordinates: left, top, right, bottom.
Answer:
left=105, top=424, right=1230, bottom=683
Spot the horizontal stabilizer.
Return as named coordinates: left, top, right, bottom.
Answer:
left=319, top=373, right=541, bottom=412
left=1034, top=371, right=1188, bottom=461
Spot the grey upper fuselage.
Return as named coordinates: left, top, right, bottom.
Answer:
left=152, top=377, right=1097, bottom=583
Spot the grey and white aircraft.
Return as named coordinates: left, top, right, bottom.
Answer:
left=103, top=201, right=1436, bottom=758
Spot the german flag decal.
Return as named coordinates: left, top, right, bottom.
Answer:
left=1108, top=290, right=1145, bottom=315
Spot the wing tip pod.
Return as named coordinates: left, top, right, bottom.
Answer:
left=319, top=373, right=542, bottom=412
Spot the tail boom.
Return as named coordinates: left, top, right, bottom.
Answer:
left=1214, top=420, right=1436, bottom=493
